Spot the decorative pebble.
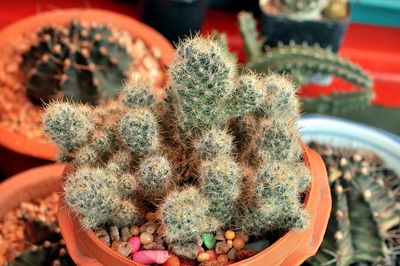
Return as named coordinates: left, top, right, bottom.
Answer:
left=116, top=242, right=132, bottom=257
left=163, top=253, right=180, bottom=266
left=215, top=242, right=230, bottom=255
left=111, top=240, right=122, bottom=250
left=180, top=259, right=196, bottom=266
left=244, top=239, right=269, bottom=253
left=110, top=226, right=120, bottom=241
left=227, top=240, right=233, bottom=247
left=202, top=233, right=216, bottom=249
left=130, top=225, right=140, bottom=236
left=224, top=230, right=235, bottom=240
left=217, top=254, right=228, bottom=264
left=235, top=232, right=249, bottom=243
left=169, top=243, right=198, bottom=260
left=131, top=250, right=169, bottom=264
left=140, top=221, right=157, bottom=234
left=140, top=232, right=154, bottom=245
left=236, top=249, right=257, bottom=261
left=143, top=242, right=165, bottom=250
left=205, top=250, right=217, bottom=261
left=227, top=248, right=236, bottom=261
left=233, top=238, right=245, bottom=250
left=198, top=246, right=205, bottom=253
left=215, top=231, right=225, bottom=241
left=154, top=235, right=165, bottom=246
left=94, top=228, right=111, bottom=246
left=128, top=236, right=141, bottom=254
left=120, top=227, right=131, bottom=241
left=197, top=252, right=210, bottom=262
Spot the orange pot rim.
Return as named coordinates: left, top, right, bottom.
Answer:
left=0, top=8, right=174, bottom=161
left=58, top=144, right=332, bottom=266
left=0, top=163, right=65, bottom=218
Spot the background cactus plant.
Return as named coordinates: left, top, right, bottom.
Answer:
left=272, top=0, right=331, bottom=20
left=44, top=35, right=312, bottom=259
left=23, top=21, right=133, bottom=104
left=237, top=11, right=374, bottom=116
left=306, top=143, right=400, bottom=266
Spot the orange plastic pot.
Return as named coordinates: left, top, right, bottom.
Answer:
left=58, top=144, right=331, bottom=266
left=0, top=163, right=65, bottom=221
left=0, top=8, right=174, bottom=178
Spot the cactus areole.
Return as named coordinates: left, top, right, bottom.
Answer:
left=50, top=36, right=331, bottom=265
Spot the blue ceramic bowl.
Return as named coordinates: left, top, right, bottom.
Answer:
left=299, top=115, right=400, bottom=175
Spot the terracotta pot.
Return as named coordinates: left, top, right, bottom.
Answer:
left=0, top=8, right=174, bottom=178
left=58, top=144, right=331, bottom=266
left=0, top=163, right=65, bottom=219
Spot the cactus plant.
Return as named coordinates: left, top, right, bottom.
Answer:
left=6, top=217, right=74, bottom=266
left=22, top=21, right=133, bottom=104
left=237, top=11, right=374, bottom=116
left=271, top=0, right=331, bottom=20
left=44, top=35, right=312, bottom=259
left=306, top=143, right=400, bottom=266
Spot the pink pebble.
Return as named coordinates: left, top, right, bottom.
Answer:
left=132, top=250, right=169, bottom=264
left=197, top=246, right=205, bottom=253
left=128, top=236, right=141, bottom=254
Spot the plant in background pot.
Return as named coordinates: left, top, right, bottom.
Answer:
left=0, top=164, right=72, bottom=265
left=47, top=36, right=330, bottom=265
left=234, top=11, right=374, bottom=117
left=306, top=143, right=400, bottom=266
left=141, top=0, right=208, bottom=45
left=0, top=9, right=174, bottom=178
left=237, top=11, right=400, bottom=136
left=259, top=0, right=350, bottom=52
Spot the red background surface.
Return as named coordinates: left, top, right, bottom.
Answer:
left=1, top=0, right=399, bottom=107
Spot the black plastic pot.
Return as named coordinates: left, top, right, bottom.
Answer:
left=208, top=0, right=259, bottom=14
left=141, top=0, right=208, bottom=45
left=260, top=7, right=350, bottom=52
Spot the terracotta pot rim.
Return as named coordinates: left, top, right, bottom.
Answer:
left=0, top=163, right=65, bottom=218
left=58, top=144, right=331, bottom=266
left=0, top=8, right=174, bottom=161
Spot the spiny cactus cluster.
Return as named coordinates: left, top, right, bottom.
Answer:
left=238, top=11, right=374, bottom=115
left=272, top=0, right=331, bottom=20
left=44, top=35, right=311, bottom=259
left=23, top=20, right=133, bottom=104
left=307, top=143, right=400, bottom=266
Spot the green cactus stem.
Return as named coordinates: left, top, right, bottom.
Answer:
left=248, top=44, right=372, bottom=88
left=199, top=154, right=242, bottom=224
left=307, top=143, right=400, bottom=266
left=160, top=187, right=220, bottom=244
left=169, top=36, right=237, bottom=138
left=237, top=11, right=374, bottom=116
left=302, top=88, right=374, bottom=114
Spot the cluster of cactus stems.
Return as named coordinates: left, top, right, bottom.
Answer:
left=237, top=11, right=374, bottom=115
left=23, top=20, right=133, bottom=105
left=271, top=0, right=331, bottom=20
left=307, top=143, right=400, bottom=266
left=44, top=35, right=311, bottom=259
